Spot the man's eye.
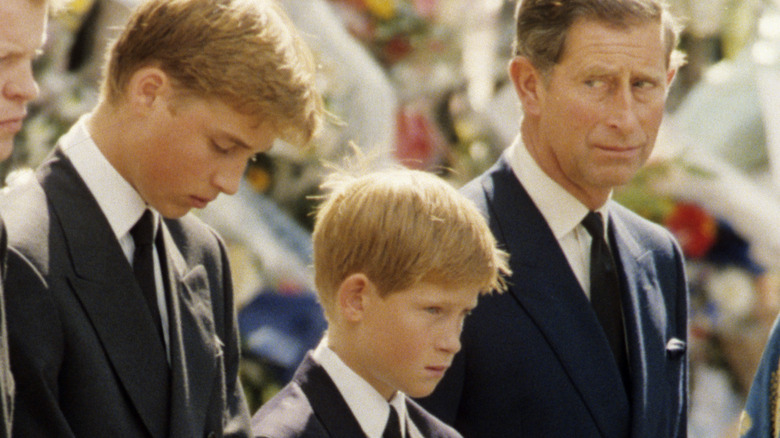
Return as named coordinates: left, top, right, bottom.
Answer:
left=633, top=80, right=654, bottom=89
left=585, top=79, right=605, bottom=88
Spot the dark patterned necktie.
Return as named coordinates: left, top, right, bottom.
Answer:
left=582, top=211, right=629, bottom=388
left=130, top=210, right=165, bottom=346
left=382, top=405, right=403, bottom=438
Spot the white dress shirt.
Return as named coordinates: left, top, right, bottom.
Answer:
left=312, top=338, right=422, bottom=438
left=60, top=115, right=171, bottom=359
left=504, top=135, right=610, bottom=298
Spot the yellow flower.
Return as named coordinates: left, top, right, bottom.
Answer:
left=365, top=0, right=396, bottom=20
left=56, top=0, right=96, bottom=31
left=66, top=0, right=94, bottom=15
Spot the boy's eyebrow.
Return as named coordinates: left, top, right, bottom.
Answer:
left=219, top=131, right=262, bottom=153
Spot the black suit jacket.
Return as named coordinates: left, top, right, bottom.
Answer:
left=251, top=353, right=462, bottom=438
left=0, top=218, right=12, bottom=438
left=418, top=156, right=688, bottom=438
left=0, top=148, right=251, bottom=437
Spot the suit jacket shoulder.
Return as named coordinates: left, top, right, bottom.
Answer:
left=253, top=353, right=463, bottom=438
left=406, top=398, right=463, bottom=438
left=0, top=171, right=52, bottom=276
left=608, top=201, right=680, bottom=253
left=251, top=353, right=357, bottom=438
left=251, top=380, right=326, bottom=438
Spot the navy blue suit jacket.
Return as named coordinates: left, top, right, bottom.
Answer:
left=418, top=156, right=688, bottom=438
left=251, top=353, right=462, bottom=438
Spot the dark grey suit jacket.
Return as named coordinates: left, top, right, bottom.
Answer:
left=0, top=218, right=12, bottom=438
left=419, top=156, right=688, bottom=438
left=251, top=353, right=462, bottom=438
left=0, top=148, right=251, bottom=437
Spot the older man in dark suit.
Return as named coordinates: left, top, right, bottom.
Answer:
left=0, top=0, right=323, bottom=436
left=0, top=0, right=62, bottom=435
left=419, top=1, right=689, bottom=437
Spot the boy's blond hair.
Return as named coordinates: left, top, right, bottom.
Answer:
left=102, top=0, right=323, bottom=146
left=312, top=168, right=511, bottom=320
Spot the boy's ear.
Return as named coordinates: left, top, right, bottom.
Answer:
left=125, top=66, right=172, bottom=112
left=509, top=56, right=544, bottom=117
left=336, top=273, right=374, bottom=322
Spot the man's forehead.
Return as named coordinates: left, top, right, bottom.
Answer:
left=0, top=0, right=48, bottom=52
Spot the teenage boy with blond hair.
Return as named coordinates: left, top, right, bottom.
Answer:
left=0, top=0, right=324, bottom=436
left=251, top=168, right=510, bottom=438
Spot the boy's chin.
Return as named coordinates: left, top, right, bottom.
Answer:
left=402, top=382, right=441, bottom=399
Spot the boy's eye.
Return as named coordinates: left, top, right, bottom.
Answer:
left=211, top=140, right=231, bottom=154
left=425, top=307, right=442, bottom=315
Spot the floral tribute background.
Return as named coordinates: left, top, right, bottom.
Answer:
left=8, top=1, right=780, bottom=437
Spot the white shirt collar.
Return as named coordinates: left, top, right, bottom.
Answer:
left=505, top=134, right=609, bottom=236
left=60, top=115, right=153, bottom=242
left=313, top=338, right=408, bottom=438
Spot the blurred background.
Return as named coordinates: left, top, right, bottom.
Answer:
left=7, top=1, right=780, bottom=436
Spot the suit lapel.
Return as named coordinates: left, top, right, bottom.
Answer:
left=407, top=399, right=458, bottom=438
left=296, top=354, right=367, bottom=437
left=38, top=149, right=170, bottom=438
left=608, top=208, right=669, bottom=436
left=161, top=223, right=219, bottom=438
left=483, top=158, right=629, bottom=437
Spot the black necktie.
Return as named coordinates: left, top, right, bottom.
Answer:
left=582, top=211, right=629, bottom=388
left=130, top=210, right=165, bottom=347
left=382, top=406, right=403, bottom=438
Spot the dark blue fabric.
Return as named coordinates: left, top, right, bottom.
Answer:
left=418, top=155, right=689, bottom=438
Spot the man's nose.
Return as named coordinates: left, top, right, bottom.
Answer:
left=3, top=61, right=40, bottom=103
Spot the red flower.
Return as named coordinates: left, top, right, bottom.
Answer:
left=394, top=104, right=444, bottom=170
left=663, top=202, right=717, bottom=258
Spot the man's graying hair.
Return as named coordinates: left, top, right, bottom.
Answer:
left=513, top=0, right=686, bottom=73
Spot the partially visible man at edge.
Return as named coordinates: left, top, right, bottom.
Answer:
left=0, top=0, right=64, bottom=435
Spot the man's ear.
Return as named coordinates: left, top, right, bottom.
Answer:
left=666, top=68, right=677, bottom=87
left=336, top=273, right=375, bottom=322
left=509, top=56, right=544, bottom=116
left=125, top=66, right=172, bottom=112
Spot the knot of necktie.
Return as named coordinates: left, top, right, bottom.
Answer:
left=581, top=211, right=604, bottom=241
left=131, top=209, right=156, bottom=250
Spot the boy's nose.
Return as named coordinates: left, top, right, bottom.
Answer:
left=213, top=162, right=246, bottom=195
left=436, top=324, right=463, bottom=354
